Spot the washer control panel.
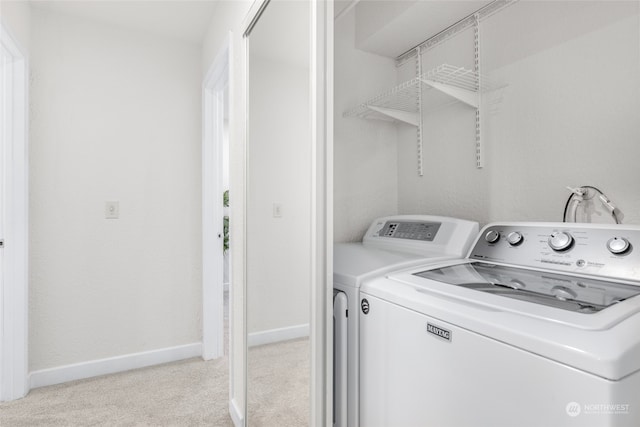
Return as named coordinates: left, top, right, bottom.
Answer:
left=470, top=223, right=640, bottom=282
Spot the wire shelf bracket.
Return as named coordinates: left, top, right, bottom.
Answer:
left=416, top=50, right=424, bottom=176
left=419, top=78, right=478, bottom=108
left=473, top=13, right=483, bottom=168
left=366, top=105, right=419, bottom=126
left=344, top=63, right=488, bottom=173
left=343, top=64, right=483, bottom=123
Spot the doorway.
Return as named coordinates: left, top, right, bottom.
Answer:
left=0, top=23, right=29, bottom=402
left=202, top=34, right=231, bottom=363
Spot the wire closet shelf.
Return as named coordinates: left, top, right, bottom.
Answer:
left=343, top=64, right=487, bottom=126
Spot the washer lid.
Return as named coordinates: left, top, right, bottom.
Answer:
left=414, top=261, right=640, bottom=314
left=333, top=243, right=451, bottom=287
left=363, top=261, right=640, bottom=380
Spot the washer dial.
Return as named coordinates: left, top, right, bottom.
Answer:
left=506, top=231, right=523, bottom=246
left=548, top=231, right=574, bottom=251
left=607, top=237, right=630, bottom=255
left=485, top=230, right=500, bottom=244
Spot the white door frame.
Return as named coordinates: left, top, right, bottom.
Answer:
left=202, top=33, right=231, bottom=362
left=0, top=23, right=30, bottom=402
left=309, top=1, right=333, bottom=424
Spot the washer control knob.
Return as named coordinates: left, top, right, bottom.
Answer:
left=607, top=237, right=630, bottom=255
left=548, top=231, right=574, bottom=251
left=485, top=230, right=500, bottom=244
left=506, top=231, right=524, bottom=246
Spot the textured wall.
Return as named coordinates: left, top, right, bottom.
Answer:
left=338, top=1, right=640, bottom=244
left=396, top=25, right=489, bottom=225
left=398, top=1, right=640, bottom=226
left=334, top=8, right=399, bottom=243
left=29, top=9, right=202, bottom=371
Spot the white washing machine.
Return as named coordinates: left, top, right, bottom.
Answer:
left=333, top=215, right=479, bottom=427
left=359, top=222, right=640, bottom=427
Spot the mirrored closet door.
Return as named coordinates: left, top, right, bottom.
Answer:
left=245, top=0, right=312, bottom=425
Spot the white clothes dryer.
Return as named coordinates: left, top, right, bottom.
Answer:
left=333, top=215, right=478, bottom=427
left=360, top=222, right=640, bottom=427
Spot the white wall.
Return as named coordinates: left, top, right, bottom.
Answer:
left=480, top=1, right=640, bottom=225
left=395, top=18, right=489, bottom=225
left=201, top=0, right=251, bottom=76
left=29, top=8, right=202, bottom=371
left=334, top=8, right=399, bottom=243
left=338, top=1, right=640, bottom=243
left=398, top=1, right=640, bottom=226
left=0, top=0, right=31, bottom=52
left=247, top=54, right=310, bottom=335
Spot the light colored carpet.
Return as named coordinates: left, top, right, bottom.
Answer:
left=247, top=338, right=310, bottom=427
left=0, top=289, right=310, bottom=426
left=0, top=338, right=310, bottom=426
left=0, top=357, right=234, bottom=426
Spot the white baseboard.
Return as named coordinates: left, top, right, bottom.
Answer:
left=229, top=397, right=244, bottom=427
left=29, top=342, right=202, bottom=389
left=247, top=323, right=309, bottom=348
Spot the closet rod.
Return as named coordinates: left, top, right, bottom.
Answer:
left=395, top=0, right=518, bottom=66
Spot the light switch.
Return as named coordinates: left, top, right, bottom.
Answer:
left=273, top=203, right=283, bottom=218
left=105, top=201, right=119, bottom=219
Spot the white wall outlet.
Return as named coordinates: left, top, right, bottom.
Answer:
left=273, top=203, right=283, bottom=218
left=105, top=201, right=119, bottom=219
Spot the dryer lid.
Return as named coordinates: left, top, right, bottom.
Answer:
left=333, top=243, right=449, bottom=287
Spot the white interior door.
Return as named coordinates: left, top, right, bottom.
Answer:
left=1, top=39, right=8, bottom=288
left=203, top=36, right=231, bottom=362
left=1, top=30, right=13, bottom=403
left=0, top=24, right=29, bottom=402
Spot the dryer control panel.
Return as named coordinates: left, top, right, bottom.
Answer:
left=377, top=220, right=441, bottom=241
left=470, top=223, right=640, bottom=283
left=363, top=215, right=479, bottom=258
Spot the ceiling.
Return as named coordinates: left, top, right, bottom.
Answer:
left=29, top=0, right=220, bottom=45
left=353, top=0, right=494, bottom=58
left=25, top=0, right=494, bottom=57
